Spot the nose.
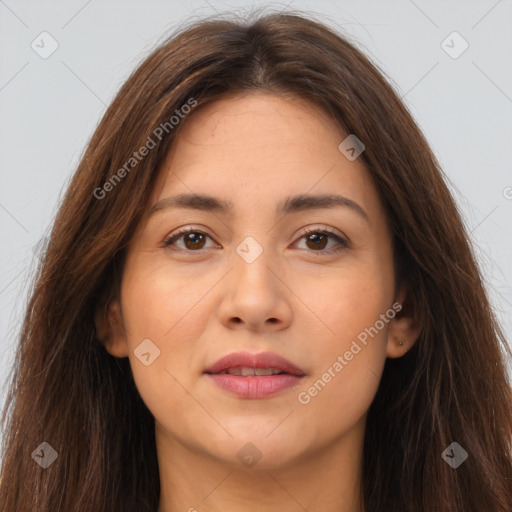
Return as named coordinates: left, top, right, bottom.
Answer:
left=216, top=244, right=293, bottom=333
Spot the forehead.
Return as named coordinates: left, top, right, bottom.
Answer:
left=168, top=91, right=341, bottom=157
left=152, top=92, right=382, bottom=221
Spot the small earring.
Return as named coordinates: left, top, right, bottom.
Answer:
left=397, top=338, right=404, bottom=346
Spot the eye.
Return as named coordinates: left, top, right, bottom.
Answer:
left=162, top=226, right=349, bottom=254
left=294, top=227, right=349, bottom=254
left=162, top=228, right=217, bottom=251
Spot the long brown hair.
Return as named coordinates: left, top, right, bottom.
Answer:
left=1, top=9, right=511, bottom=512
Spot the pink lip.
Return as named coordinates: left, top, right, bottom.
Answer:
left=204, top=351, right=306, bottom=398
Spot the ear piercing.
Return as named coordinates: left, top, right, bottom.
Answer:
left=397, top=338, right=404, bottom=346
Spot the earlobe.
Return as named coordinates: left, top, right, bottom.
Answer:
left=386, top=318, right=421, bottom=358
left=94, top=300, right=129, bottom=358
left=385, top=291, right=421, bottom=359
left=386, top=336, right=410, bottom=359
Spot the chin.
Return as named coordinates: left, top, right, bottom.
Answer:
left=208, top=430, right=309, bottom=471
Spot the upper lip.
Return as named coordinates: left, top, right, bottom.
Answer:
left=204, top=351, right=306, bottom=376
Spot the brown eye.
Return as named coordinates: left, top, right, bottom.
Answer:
left=295, top=228, right=348, bottom=254
left=305, top=232, right=328, bottom=250
left=163, top=227, right=348, bottom=255
left=182, top=232, right=206, bottom=250
left=163, top=229, right=213, bottom=251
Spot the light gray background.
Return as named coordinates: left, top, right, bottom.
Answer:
left=1, top=0, right=511, bottom=419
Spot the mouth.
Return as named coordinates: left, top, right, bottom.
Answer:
left=204, top=351, right=306, bottom=398
left=213, top=366, right=290, bottom=376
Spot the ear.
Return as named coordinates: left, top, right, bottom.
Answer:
left=94, top=299, right=129, bottom=358
left=385, top=287, right=421, bottom=358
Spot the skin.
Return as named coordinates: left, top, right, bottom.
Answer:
left=97, top=91, right=420, bottom=512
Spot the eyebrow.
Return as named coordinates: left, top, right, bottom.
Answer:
left=148, top=192, right=368, bottom=221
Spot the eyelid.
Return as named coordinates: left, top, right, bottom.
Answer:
left=162, top=224, right=350, bottom=253
left=162, top=225, right=218, bottom=249
left=295, top=224, right=347, bottom=242
left=293, top=225, right=350, bottom=254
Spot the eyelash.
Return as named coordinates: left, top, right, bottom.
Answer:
left=162, top=226, right=349, bottom=255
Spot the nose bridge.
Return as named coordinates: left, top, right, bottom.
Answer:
left=231, top=233, right=278, bottom=297
left=217, top=232, right=292, bottom=331
left=235, top=233, right=268, bottom=266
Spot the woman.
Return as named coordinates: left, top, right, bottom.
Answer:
left=1, top=10, right=511, bottom=512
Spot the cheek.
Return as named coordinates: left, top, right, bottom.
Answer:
left=117, top=263, right=208, bottom=415
left=295, top=348, right=385, bottom=446
left=121, top=259, right=212, bottom=340
left=292, top=267, right=391, bottom=429
left=295, top=259, right=393, bottom=342
left=294, top=319, right=388, bottom=445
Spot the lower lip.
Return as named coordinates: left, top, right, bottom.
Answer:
left=206, top=373, right=304, bottom=398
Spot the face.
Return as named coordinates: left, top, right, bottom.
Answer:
left=99, top=91, right=416, bottom=471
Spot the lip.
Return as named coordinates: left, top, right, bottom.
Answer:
left=204, top=351, right=305, bottom=376
left=204, top=351, right=306, bottom=398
